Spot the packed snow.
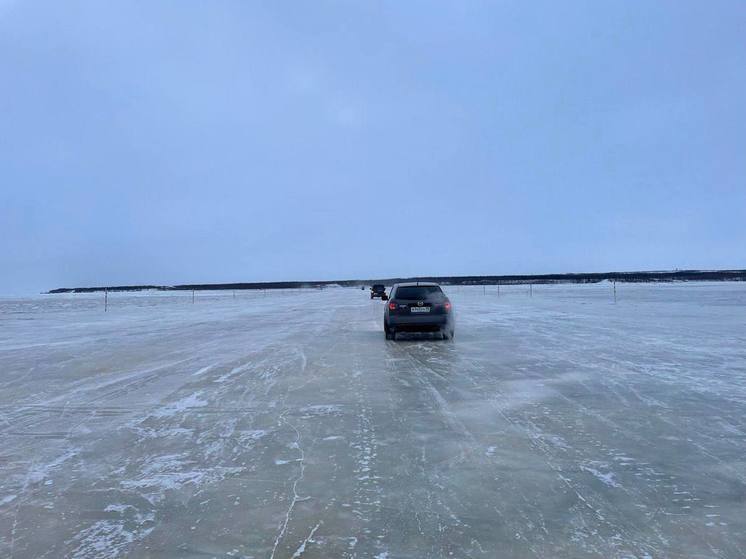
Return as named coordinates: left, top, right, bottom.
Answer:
left=1, top=283, right=745, bottom=558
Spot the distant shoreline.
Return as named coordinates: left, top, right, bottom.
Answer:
left=47, top=269, right=746, bottom=294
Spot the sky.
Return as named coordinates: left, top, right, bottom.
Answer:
left=1, top=1, right=745, bottom=294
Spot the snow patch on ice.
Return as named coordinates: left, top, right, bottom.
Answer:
left=0, top=494, right=17, bottom=506
left=120, top=453, right=243, bottom=502
left=238, top=429, right=267, bottom=445
left=191, top=364, right=215, bottom=376
left=530, top=432, right=570, bottom=451
left=213, top=362, right=251, bottom=383
left=28, top=449, right=78, bottom=484
left=132, top=426, right=194, bottom=440
left=104, top=503, right=133, bottom=514
left=150, top=392, right=207, bottom=418
left=68, top=509, right=154, bottom=559
left=580, top=463, right=621, bottom=488
left=299, top=404, right=343, bottom=417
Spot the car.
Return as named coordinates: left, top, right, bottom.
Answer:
left=370, top=284, right=387, bottom=299
left=384, top=282, right=454, bottom=340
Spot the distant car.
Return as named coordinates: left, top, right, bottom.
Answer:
left=370, top=284, right=387, bottom=299
left=384, top=282, right=454, bottom=340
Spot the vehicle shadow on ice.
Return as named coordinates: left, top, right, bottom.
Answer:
left=348, top=329, right=450, bottom=343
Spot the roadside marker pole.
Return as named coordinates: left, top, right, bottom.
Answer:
left=613, top=280, right=617, bottom=303
left=530, top=283, right=533, bottom=297
left=192, top=289, right=195, bottom=304
left=104, top=288, right=108, bottom=312
left=497, top=282, right=500, bottom=297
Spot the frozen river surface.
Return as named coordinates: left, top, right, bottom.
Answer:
left=1, top=284, right=746, bottom=558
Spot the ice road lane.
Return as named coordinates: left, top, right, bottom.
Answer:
left=1, top=284, right=746, bottom=558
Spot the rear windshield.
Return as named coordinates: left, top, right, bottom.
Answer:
left=394, top=286, right=443, bottom=299
left=372, top=284, right=385, bottom=291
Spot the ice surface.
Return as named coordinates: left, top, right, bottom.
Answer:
left=1, top=283, right=746, bottom=557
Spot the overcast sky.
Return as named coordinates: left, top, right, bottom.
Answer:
left=1, top=1, right=745, bottom=294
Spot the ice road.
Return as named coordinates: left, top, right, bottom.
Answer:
left=1, top=283, right=745, bottom=558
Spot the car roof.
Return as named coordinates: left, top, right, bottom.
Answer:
left=394, top=282, right=441, bottom=288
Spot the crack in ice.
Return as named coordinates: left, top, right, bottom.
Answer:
left=291, top=521, right=321, bottom=558
left=270, top=418, right=308, bottom=559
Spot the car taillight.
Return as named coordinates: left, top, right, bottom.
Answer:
left=444, top=301, right=451, bottom=312
left=388, top=301, right=397, bottom=310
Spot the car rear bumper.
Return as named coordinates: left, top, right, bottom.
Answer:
left=388, top=314, right=451, bottom=332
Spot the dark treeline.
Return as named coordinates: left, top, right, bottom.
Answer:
left=47, top=269, right=746, bottom=294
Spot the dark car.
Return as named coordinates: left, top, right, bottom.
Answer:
left=370, top=284, right=387, bottom=299
left=384, top=282, right=454, bottom=340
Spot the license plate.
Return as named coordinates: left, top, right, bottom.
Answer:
left=410, top=306, right=431, bottom=313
